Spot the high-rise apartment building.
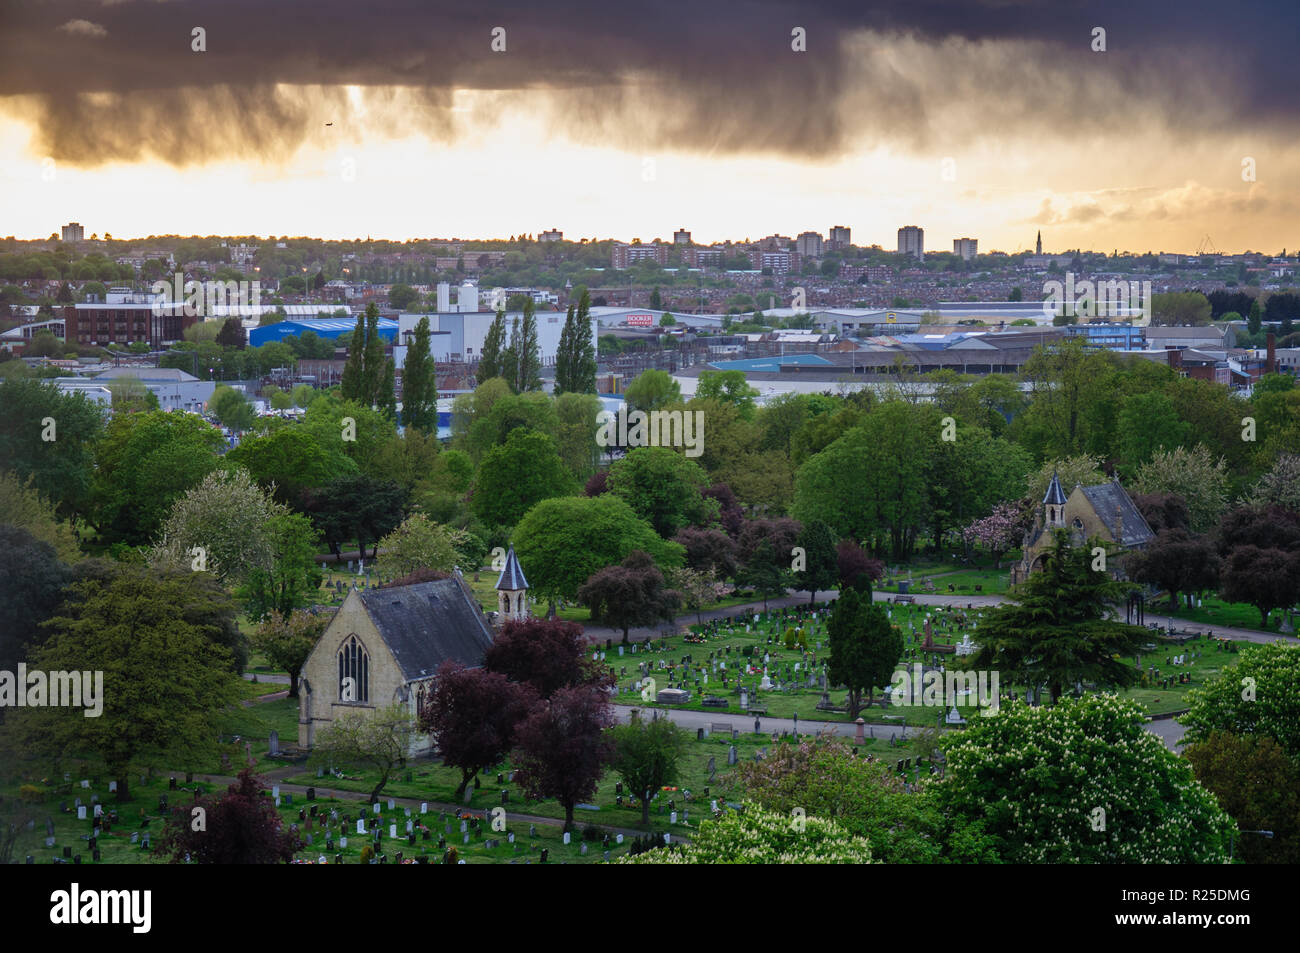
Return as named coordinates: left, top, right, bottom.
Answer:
left=796, top=231, right=824, bottom=257
left=953, top=237, right=978, bottom=261
left=828, top=225, right=851, bottom=250
left=898, top=225, right=925, bottom=260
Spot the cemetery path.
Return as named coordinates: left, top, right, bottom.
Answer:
left=242, top=672, right=290, bottom=684
left=183, top=769, right=653, bottom=838
left=614, top=704, right=1191, bottom=752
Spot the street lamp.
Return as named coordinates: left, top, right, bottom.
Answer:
left=1228, top=829, right=1273, bottom=862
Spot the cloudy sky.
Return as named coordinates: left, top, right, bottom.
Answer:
left=0, top=0, right=1296, bottom=252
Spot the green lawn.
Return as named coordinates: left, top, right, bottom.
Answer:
left=1147, top=593, right=1291, bottom=634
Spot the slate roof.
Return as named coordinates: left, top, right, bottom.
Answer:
left=1079, top=479, right=1155, bottom=548
left=357, top=576, right=495, bottom=682
left=495, top=546, right=528, bottom=591
left=1043, top=470, right=1067, bottom=506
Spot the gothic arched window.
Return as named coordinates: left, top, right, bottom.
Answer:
left=337, top=635, right=369, bottom=703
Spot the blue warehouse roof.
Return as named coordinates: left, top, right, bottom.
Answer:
left=249, top=317, right=399, bottom=346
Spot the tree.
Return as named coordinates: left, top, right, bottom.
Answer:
left=1185, top=731, right=1300, bottom=864
left=970, top=530, right=1148, bottom=705
left=340, top=311, right=367, bottom=402
left=836, top=539, right=884, bottom=592
left=623, top=369, right=681, bottom=414
left=388, top=283, right=419, bottom=310
left=826, top=588, right=902, bottom=718
left=13, top=565, right=239, bottom=801
left=237, top=512, right=323, bottom=621
left=554, top=289, right=596, bottom=395
left=609, top=715, right=688, bottom=826
left=508, top=298, right=541, bottom=393
left=511, top=495, right=684, bottom=609
left=310, top=704, right=411, bottom=800
left=362, top=305, right=386, bottom=406
left=0, top=379, right=104, bottom=519
left=607, top=446, right=711, bottom=538
left=695, top=370, right=759, bottom=417
left=1248, top=298, right=1264, bottom=336
left=477, top=309, right=508, bottom=385
left=961, top=501, right=1030, bottom=569
left=1115, top=391, right=1189, bottom=468
left=1215, top=506, right=1300, bottom=628
left=794, top=519, right=839, bottom=603
left=0, top=470, right=80, bottom=562
left=0, top=525, right=73, bottom=670
left=215, top=316, right=245, bottom=349
left=377, top=357, right=397, bottom=421
left=1184, top=642, right=1300, bottom=759
left=226, top=426, right=359, bottom=509
left=619, top=800, right=874, bottom=864
left=94, top=409, right=223, bottom=546
left=734, top=538, right=791, bottom=611
left=376, top=512, right=465, bottom=576
left=1124, top=528, right=1219, bottom=609
left=483, top=617, right=609, bottom=699
left=934, top=695, right=1233, bottom=863
left=511, top=685, right=613, bottom=831
left=473, top=429, right=575, bottom=529
left=734, top=738, right=995, bottom=863
left=107, top=374, right=159, bottom=413
left=578, top=549, right=682, bottom=642
left=673, top=526, right=738, bottom=578
left=1132, top=445, right=1229, bottom=533
left=553, top=391, right=603, bottom=482
left=149, top=468, right=281, bottom=585
left=667, top=566, right=720, bottom=625
left=250, top=608, right=329, bottom=698
left=417, top=661, right=537, bottom=799
left=156, top=769, right=300, bottom=864
left=1248, top=453, right=1300, bottom=512
left=1025, top=454, right=1105, bottom=503
left=402, top=316, right=436, bottom=432
left=301, top=473, right=406, bottom=559
left=209, top=384, right=255, bottom=431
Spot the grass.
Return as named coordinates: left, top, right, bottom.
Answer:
left=1148, top=593, right=1289, bottom=634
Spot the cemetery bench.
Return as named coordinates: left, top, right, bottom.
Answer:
left=893, top=595, right=915, bottom=605
left=745, top=708, right=768, bottom=716
left=710, top=723, right=733, bottom=734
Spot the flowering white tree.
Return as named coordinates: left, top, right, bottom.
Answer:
left=149, top=467, right=281, bottom=583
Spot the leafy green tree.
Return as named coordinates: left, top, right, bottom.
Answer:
left=476, top=309, right=508, bottom=385
left=607, top=446, right=711, bottom=538
left=0, top=525, right=74, bottom=669
left=388, top=283, right=419, bottom=310
left=376, top=512, right=466, bottom=576
left=473, top=429, right=575, bottom=529
left=309, top=704, right=411, bottom=800
left=377, top=357, right=397, bottom=420
left=934, top=696, right=1234, bottom=863
left=1248, top=298, right=1263, bottom=336
left=1132, top=445, right=1228, bottom=534
left=553, top=391, right=603, bottom=482
left=401, top=316, right=436, bottom=432
left=12, top=565, right=240, bottom=801
left=512, top=494, right=684, bottom=610
left=735, top=738, right=997, bottom=863
left=619, top=800, right=874, bottom=864
left=695, top=370, right=759, bottom=417
left=362, top=306, right=387, bottom=406
left=509, top=298, right=541, bottom=393
left=0, top=379, right=105, bottom=520
left=237, top=512, right=323, bottom=620
left=624, top=369, right=681, bottom=414
left=971, top=530, right=1147, bottom=705
left=735, top=538, right=791, bottom=611
left=0, top=470, right=80, bottom=562
left=226, top=425, right=358, bottom=508
left=793, top=519, right=839, bottom=604
left=149, top=468, right=281, bottom=584
left=609, top=715, right=689, bottom=826
left=1183, top=642, right=1300, bottom=759
left=301, top=473, right=406, bottom=559
left=210, top=385, right=255, bottom=431
left=1185, top=731, right=1300, bottom=864
left=340, top=311, right=367, bottom=402
left=826, top=587, right=902, bottom=718
left=251, top=608, right=329, bottom=698
left=554, top=289, right=597, bottom=395
left=94, top=409, right=223, bottom=546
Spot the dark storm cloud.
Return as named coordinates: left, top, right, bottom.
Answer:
left=0, top=0, right=1295, bottom=166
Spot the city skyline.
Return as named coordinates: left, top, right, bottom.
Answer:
left=2, top=1, right=1298, bottom=252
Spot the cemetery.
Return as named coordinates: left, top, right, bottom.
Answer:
left=604, top=603, right=1253, bottom=724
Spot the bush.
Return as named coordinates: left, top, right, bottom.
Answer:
left=19, top=784, right=46, bottom=803
left=582, top=824, right=605, bottom=842
left=360, top=844, right=374, bottom=865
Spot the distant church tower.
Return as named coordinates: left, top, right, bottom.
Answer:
left=1036, top=231, right=1042, bottom=255
left=1043, top=469, right=1067, bottom=528
left=495, top=546, right=530, bottom=623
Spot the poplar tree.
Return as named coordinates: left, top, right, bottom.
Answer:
left=477, top=308, right=507, bottom=384
left=361, top=303, right=385, bottom=405
left=402, top=316, right=436, bottom=431
left=515, top=297, right=542, bottom=392
left=340, top=312, right=366, bottom=402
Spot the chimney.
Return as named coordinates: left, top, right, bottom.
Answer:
left=1267, top=332, right=1276, bottom=374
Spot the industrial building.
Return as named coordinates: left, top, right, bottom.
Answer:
left=249, top=317, right=399, bottom=347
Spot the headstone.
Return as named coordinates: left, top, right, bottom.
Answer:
left=563, top=831, right=571, bottom=845
left=108, top=781, right=117, bottom=793
left=77, top=806, right=86, bottom=820
left=357, top=818, right=366, bottom=835
left=268, top=730, right=280, bottom=756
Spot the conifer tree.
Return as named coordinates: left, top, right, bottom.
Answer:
left=478, top=309, right=507, bottom=385
left=402, top=316, right=436, bottom=431
left=340, top=312, right=366, bottom=402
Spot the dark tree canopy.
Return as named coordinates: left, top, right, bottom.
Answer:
left=157, top=769, right=300, bottom=864
left=578, top=549, right=682, bottom=643
left=483, top=617, right=609, bottom=698
left=512, top=684, right=614, bottom=830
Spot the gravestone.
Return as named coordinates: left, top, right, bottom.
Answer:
left=268, top=730, right=280, bottom=756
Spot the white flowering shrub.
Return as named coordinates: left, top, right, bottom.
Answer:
left=1183, top=642, right=1300, bottom=760
left=933, top=695, right=1234, bottom=863
left=617, top=801, right=874, bottom=864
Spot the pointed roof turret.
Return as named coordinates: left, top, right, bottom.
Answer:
left=495, top=546, right=528, bottom=591
left=1043, top=469, right=1067, bottom=506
